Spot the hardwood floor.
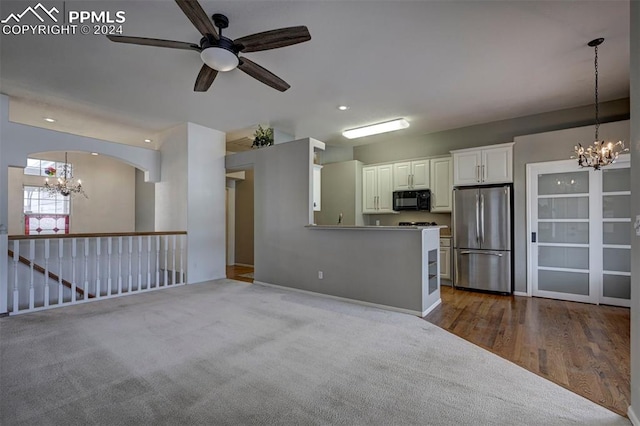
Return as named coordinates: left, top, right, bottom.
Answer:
left=226, top=265, right=254, bottom=283
left=425, top=286, right=630, bottom=416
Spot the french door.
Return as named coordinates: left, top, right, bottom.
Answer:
left=527, top=157, right=630, bottom=307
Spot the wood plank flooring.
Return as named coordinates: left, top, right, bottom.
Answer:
left=425, top=286, right=630, bottom=416
left=226, top=265, right=254, bottom=283
left=226, top=266, right=630, bottom=417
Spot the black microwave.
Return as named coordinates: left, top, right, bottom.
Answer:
left=393, top=190, right=431, bottom=211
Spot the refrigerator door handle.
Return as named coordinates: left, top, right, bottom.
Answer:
left=475, top=193, right=480, bottom=242
left=460, top=250, right=504, bottom=257
left=480, top=193, right=485, bottom=244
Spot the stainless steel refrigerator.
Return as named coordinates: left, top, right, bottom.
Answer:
left=452, top=185, right=512, bottom=293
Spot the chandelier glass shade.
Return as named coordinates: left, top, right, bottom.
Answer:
left=573, top=38, right=627, bottom=170
left=44, top=152, right=87, bottom=198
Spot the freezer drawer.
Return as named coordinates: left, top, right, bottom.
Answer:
left=454, top=249, right=511, bottom=293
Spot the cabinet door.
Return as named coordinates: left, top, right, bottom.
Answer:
left=362, top=166, right=378, bottom=213
left=313, top=165, right=322, bottom=211
left=377, top=164, right=394, bottom=212
left=482, top=146, right=512, bottom=184
left=453, top=151, right=482, bottom=186
left=410, top=159, right=430, bottom=189
left=430, top=157, right=452, bottom=212
left=440, top=246, right=451, bottom=280
left=393, top=162, right=411, bottom=191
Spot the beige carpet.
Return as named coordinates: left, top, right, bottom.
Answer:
left=0, top=279, right=629, bottom=425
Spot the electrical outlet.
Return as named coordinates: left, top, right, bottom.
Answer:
left=635, top=215, right=640, bottom=237
left=318, top=271, right=323, bottom=279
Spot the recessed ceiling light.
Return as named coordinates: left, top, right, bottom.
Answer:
left=144, top=139, right=152, bottom=143
left=44, top=117, right=56, bottom=123
left=342, top=118, right=410, bottom=139
left=338, top=105, right=350, bottom=111
left=91, top=152, right=98, bottom=156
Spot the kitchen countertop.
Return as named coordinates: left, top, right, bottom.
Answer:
left=306, top=224, right=447, bottom=231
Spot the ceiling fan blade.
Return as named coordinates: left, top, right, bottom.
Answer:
left=235, top=26, right=311, bottom=53
left=194, top=64, right=218, bottom=92
left=174, top=0, right=218, bottom=39
left=238, top=57, right=290, bottom=92
left=107, top=35, right=200, bottom=51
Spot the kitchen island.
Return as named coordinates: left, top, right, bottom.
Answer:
left=301, top=225, right=442, bottom=316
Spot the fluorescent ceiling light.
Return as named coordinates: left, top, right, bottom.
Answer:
left=91, top=152, right=98, bottom=156
left=342, top=118, right=409, bottom=139
left=44, top=117, right=56, bottom=122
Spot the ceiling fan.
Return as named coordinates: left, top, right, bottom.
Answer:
left=107, top=0, right=311, bottom=92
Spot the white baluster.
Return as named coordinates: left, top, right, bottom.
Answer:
left=117, top=237, right=123, bottom=294
left=95, top=237, right=101, bottom=299
left=172, top=234, right=177, bottom=286
left=44, top=239, right=50, bottom=307
left=58, top=239, right=64, bottom=304
left=12, top=240, right=19, bottom=313
left=163, top=235, right=169, bottom=286
left=155, top=235, right=160, bottom=287
left=179, top=235, right=185, bottom=284
left=107, top=237, right=113, bottom=297
left=71, top=238, right=77, bottom=303
left=146, top=236, right=152, bottom=289
left=28, top=240, right=35, bottom=310
left=137, top=236, right=142, bottom=291
left=83, top=238, right=89, bottom=300
left=127, top=236, right=133, bottom=292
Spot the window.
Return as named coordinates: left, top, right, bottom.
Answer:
left=23, top=186, right=70, bottom=235
left=24, top=157, right=73, bottom=177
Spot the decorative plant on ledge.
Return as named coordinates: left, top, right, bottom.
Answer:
left=252, top=125, right=274, bottom=148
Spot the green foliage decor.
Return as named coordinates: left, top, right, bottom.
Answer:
left=252, top=125, right=274, bottom=148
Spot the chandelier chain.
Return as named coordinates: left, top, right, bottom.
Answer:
left=594, top=43, right=599, bottom=141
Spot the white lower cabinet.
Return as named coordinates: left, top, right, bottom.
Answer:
left=363, top=164, right=394, bottom=213
left=440, top=238, right=451, bottom=281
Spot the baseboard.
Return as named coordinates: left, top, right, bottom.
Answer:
left=421, top=298, right=441, bottom=317
left=513, top=291, right=529, bottom=297
left=254, top=280, right=426, bottom=317
left=629, top=406, right=639, bottom=426
left=234, top=263, right=254, bottom=268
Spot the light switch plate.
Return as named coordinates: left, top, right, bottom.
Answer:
left=635, top=215, right=640, bottom=237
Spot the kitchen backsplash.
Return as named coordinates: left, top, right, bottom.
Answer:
left=364, top=212, right=451, bottom=228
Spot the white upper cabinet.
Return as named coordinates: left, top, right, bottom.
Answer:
left=429, top=157, right=453, bottom=212
left=313, top=165, right=322, bottom=211
left=393, top=159, right=429, bottom=191
left=363, top=164, right=394, bottom=214
left=451, top=142, right=513, bottom=186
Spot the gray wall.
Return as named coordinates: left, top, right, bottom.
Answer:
left=353, top=99, right=630, bottom=165
left=314, top=160, right=364, bottom=226
left=513, top=120, right=629, bottom=294
left=629, top=0, right=639, bottom=420
left=226, top=139, right=428, bottom=314
left=235, top=169, right=254, bottom=266
left=317, top=145, right=354, bottom=165
left=135, top=168, right=155, bottom=232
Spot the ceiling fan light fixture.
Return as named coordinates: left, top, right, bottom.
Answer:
left=342, top=118, right=410, bottom=139
left=200, top=46, right=239, bottom=72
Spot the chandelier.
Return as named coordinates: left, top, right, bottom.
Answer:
left=573, top=38, right=627, bottom=170
left=44, top=152, right=87, bottom=198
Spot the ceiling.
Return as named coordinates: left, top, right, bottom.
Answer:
left=0, top=1, right=631, bottom=151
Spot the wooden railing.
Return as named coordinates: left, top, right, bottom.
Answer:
left=7, top=231, right=187, bottom=315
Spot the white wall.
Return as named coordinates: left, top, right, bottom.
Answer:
left=155, top=123, right=226, bottom=284
left=629, top=1, right=639, bottom=422
left=135, top=168, right=155, bottom=232
left=7, top=152, right=135, bottom=234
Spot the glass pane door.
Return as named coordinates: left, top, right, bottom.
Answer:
left=600, top=166, right=631, bottom=307
left=529, top=162, right=595, bottom=303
